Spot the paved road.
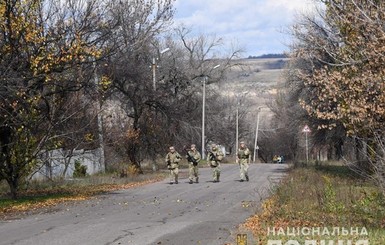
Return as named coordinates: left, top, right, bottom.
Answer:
left=0, top=163, right=288, bottom=245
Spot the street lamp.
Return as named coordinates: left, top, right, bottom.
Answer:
left=253, top=106, right=267, bottom=163
left=253, top=108, right=261, bottom=163
left=150, top=47, right=169, bottom=172
left=201, top=64, right=220, bottom=159
left=202, top=76, right=207, bottom=159
left=152, top=47, right=170, bottom=91
left=236, top=100, right=239, bottom=157
left=235, top=91, right=248, bottom=158
left=93, top=59, right=105, bottom=172
left=302, top=125, right=311, bottom=164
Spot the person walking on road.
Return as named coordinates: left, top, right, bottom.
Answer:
left=237, top=141, right=250, bottom=182
left=207, top=143, right=224, bottom=182
left=165, top=146, right=181, bottom=184
left=185, top=144, right=201, bottom=184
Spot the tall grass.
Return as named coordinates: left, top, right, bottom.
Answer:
left=242, top=164, right=385, bottom=244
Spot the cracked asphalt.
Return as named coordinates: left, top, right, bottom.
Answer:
left=0, top=163, right=288, bottom=245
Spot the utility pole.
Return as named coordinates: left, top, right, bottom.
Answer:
left=93, top=60, right=105, bottom=172
left=152, top=48, right=170, bottom=91
left=201, top=64, right=220, bottom=159
left=253, top=110, right=260, bottom=163
left=151, top=48, right=169, bottom=171
left=201, top=76, right=207, bottom=159
left=235, top=102, right=239, bottom=158
left=235, top=91, right=248, bottom=158
left=302, top=125, right=311, bottom=164
left=152, top=57, right=157, bottom=91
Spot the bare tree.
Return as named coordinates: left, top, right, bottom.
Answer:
left=100, top=0, right=175, bottom=172
left=166, top=26, right=245, bottom=154
left=102, top=19, right=244, bottom=171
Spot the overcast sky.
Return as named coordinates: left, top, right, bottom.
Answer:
left=173, top=0, right=317, bottom=57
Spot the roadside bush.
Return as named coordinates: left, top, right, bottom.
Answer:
left=73, top=160, right=87, bottom=178
left=120, top=164, right=140, bottom=177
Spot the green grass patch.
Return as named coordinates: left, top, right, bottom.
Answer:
left=242, top=164, right=385, bottom=244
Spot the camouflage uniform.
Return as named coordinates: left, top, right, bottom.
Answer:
left=186, top=144, right=201, bottom=184
left=207, top=144, right=224, bottom=182
left=165, top=146, right=181, bottom=184
left=237, top=141, right=250, bottom=182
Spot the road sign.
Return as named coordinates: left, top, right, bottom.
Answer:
left=302, top=125, right=311, bottom=133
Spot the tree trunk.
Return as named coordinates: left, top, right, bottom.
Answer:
left=7, top=177, right=19, bottom=199
left=127, top=145, right=143, bottom=174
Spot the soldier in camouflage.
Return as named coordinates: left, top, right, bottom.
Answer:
left=165, top=146, right=182, bottom=184
left=237, top=141, right=250, bottom=182
left=207, top=143, right=224, bottom=182
left=185, top=144, right=201, bottom=184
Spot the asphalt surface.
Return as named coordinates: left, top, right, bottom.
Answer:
left=0, top=163, right=288, bottom=245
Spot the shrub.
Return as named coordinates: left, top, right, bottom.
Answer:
left=73, top=160, right=87, bottom=178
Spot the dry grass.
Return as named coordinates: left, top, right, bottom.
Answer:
left=0, top=172, right=166, bottom=219
left=241, top=164, right=385, bottom=244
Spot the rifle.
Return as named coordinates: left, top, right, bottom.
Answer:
left=208, top=151, right=217, bottom=161
left=185, top=148, right=198, bottom=166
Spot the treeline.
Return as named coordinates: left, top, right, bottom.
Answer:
left=247, top=54, right=288, bottom=59
left=272, top=0, right=385, bottom=194
left=0, top=0, right=245, bottom=199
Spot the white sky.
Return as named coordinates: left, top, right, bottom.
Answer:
left=173, top=0, right=318, bottom=57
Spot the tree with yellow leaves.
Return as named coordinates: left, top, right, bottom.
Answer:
left=0, top=0, right=113, bottom=199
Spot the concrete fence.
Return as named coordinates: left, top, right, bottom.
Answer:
left=32, top=148, right=104, bottom=180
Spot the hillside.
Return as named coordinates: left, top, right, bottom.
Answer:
left=222, top=57, right=288, bottom=104
left=218, top=57, right=289, bottom=151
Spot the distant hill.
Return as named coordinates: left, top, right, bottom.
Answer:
left=224, top=56, right=288, bottom=97
left=262, top=59, right=287, bottom=69
left=247, top=53, right=287, bottom=59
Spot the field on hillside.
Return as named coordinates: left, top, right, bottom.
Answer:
left=223, top=58, right=288, bottom=97
left=220, top=57, right=288, bottom=124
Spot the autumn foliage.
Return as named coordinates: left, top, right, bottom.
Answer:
left=292, top=0, right=385, bottom=136
left=0, top=0, right=109, bottom=199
